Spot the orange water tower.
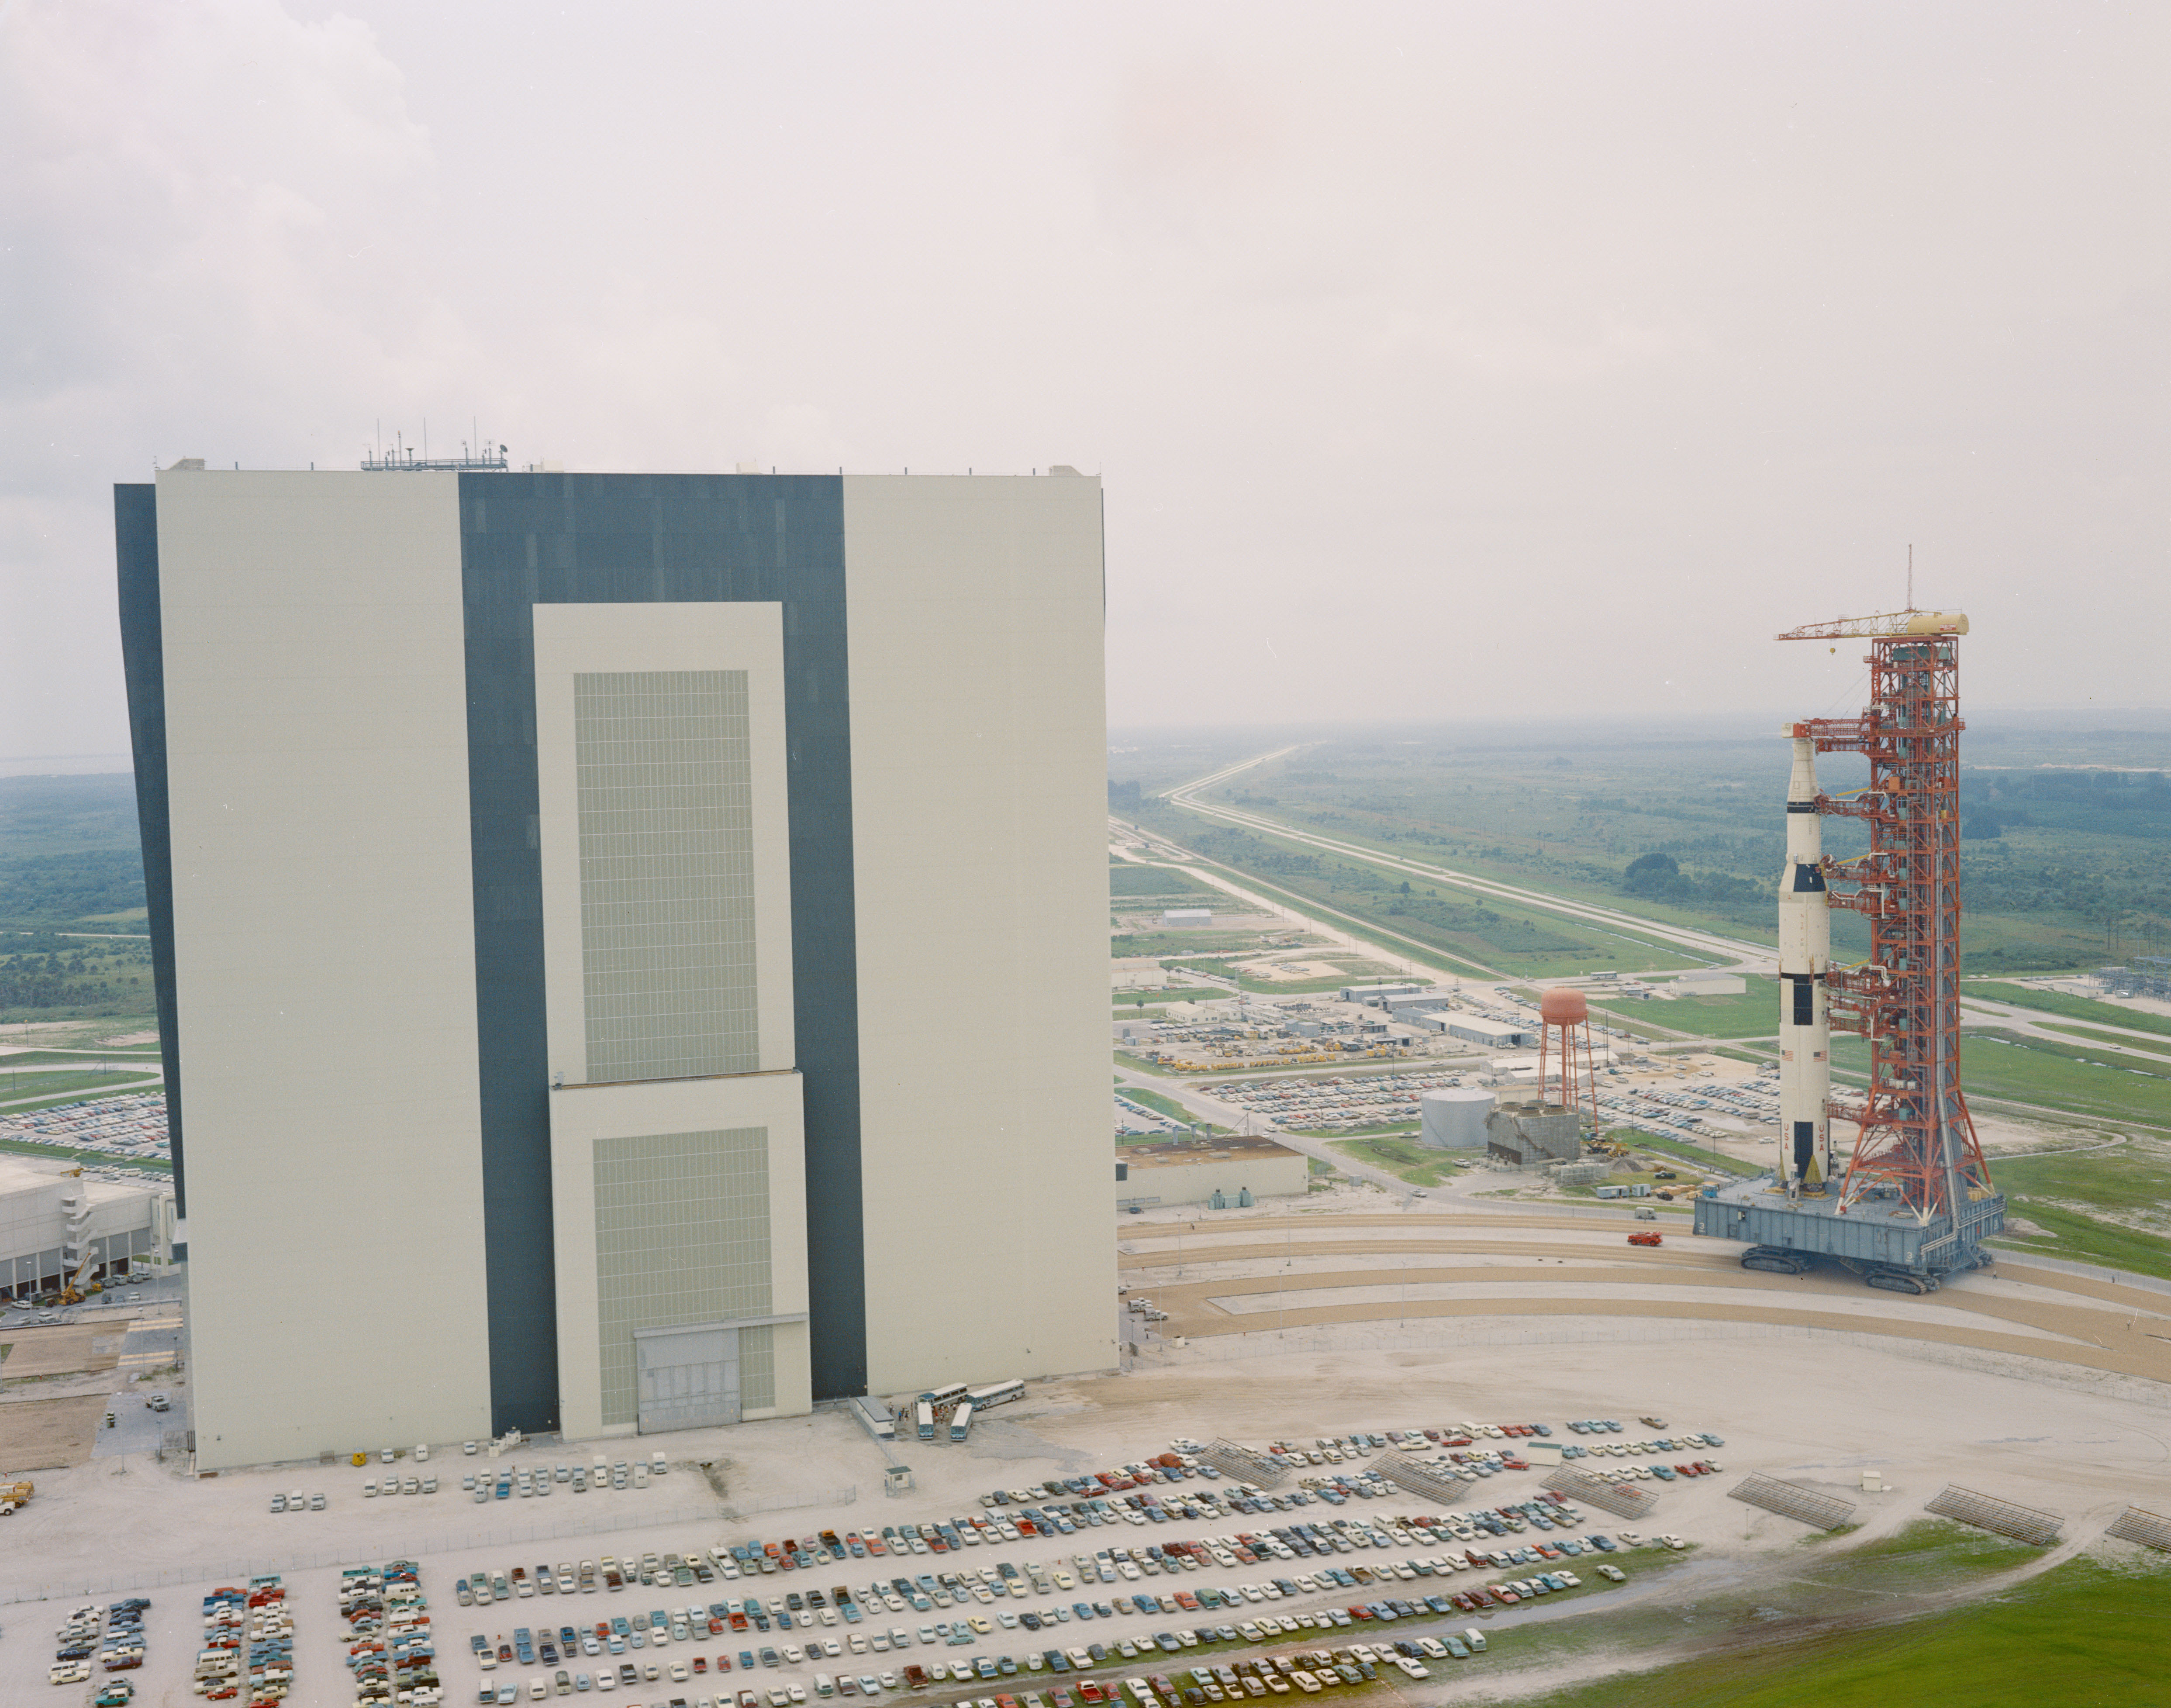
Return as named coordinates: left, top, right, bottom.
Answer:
left=1538, top=987, right=1601, bottom=1134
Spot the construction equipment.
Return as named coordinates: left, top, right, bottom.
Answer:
left=0, top=1477, right=34, bottom=1515
left=60, top=1251, right=105, bottom=1306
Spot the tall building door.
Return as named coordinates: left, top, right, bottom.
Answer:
left=634, top=1324, right=741, bottom=1433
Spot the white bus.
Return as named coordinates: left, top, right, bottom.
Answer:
left=915, top=1401, right=936, bottom=1441
left=949, top=1401, right=976, bottom=1443
left=966, top=1379, right=1025, bottom=1411
left=919, top=1382, right=970, bottom=1409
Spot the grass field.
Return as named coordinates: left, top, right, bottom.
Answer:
left=1595, top=978, right=1779, bottom=1039
left=0, top=1133, right=170, bottom=1173
left=1995, top=1201, right=2171, bottom=1281
left=1113, top=988, right=1232, bottom=1010
left=1611, top=1130, right=1766, bottom=1178
left=0, top=1080, right=167, bottom=1118
left=1112, top=930, right=1289, bottom=959
left=1967, top=1026, right=2171, bottom=1081
left=1115, top=1084, right=1225, bottom=1133
left=0, top=1067, right=162, bottom=1102
left=1292, top=1119, right=1420, bottom=1139
left=0, top=1047, right=162, bottom=1065
left=1327, top=1136, right=1463, bottom=1187
left=2037, top=1022, right=2171, bottom=1060
left=1513, top=1547, right=2170, bottom=1708
left=1118, top=727, right=2171, bottom=977
left=1124, top=858, right=1500, bottom=981
left=1964, top=981, right=2171, bottom=1037
left=1130, top=795, right=1715, bottom=980
left=1109, top=863, right=1221, bottom=899
left=1963, top=1029, right=2171, bottom=1126
left=1985, top=1138, right=2171, bottom=1279
left=1175, top=957, right=1375, bottom=995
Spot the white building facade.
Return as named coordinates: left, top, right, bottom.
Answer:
left=118, top=467, right=1112, bottom=1467
left=0, top=1157, right=173, bottom=1300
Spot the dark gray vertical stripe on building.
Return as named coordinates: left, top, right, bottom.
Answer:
left=114, top=484, right=185, bottom=1224
left=459, top=473, right=866, bottom=1426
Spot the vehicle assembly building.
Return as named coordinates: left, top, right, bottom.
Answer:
left=1696, top=610, right=2005, bottom=1293
left=116, top=463, right=1112, bottom=1467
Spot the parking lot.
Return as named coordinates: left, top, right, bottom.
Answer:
left=8, top=1307, right=2170, bottom=1708
left=8, top=1178, right=2170, bottom=1708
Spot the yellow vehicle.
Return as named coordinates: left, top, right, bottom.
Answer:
left=1, top=1477, right=34, bottom=1515
left=59, top=1244, right=108, bottom=1305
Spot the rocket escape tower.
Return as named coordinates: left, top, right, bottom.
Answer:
left=1694, top=608, right=2005, bottom=1292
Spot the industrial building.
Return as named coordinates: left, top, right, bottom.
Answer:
left=1115, top=1136, right=1310, bottom=1208
left=1339, top=984, right=1427, bottom=1006
left=1483, top=1100, right=1583, bottom=1167
left=116, top=464, right=1111, bottom=1467
left=0, top=1157, right=173, bottom=1300
left=1443, top=1016, right=1537, bottom=1048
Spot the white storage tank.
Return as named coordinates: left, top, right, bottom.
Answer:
left=1418, top=1087, right=1495, bottom=1150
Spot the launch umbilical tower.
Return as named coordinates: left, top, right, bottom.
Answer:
left=1787, top=611, right=1998, bottom=1237
left=1695, top=609, right=2004, bottom=1292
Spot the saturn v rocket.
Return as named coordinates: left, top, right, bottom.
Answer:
left=1778, top=729, right=1833, bottom=1192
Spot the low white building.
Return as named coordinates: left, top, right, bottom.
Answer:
left=1115, top=1135, right=1310, bottom=1208
left=1446, top=1016, right=1537, bottom=1047
left=0, top=1156, right=173, bottom=1300
left=1161, top=908, right=1214, bottom=927
left=1340, top=983, right=1429, bottom=1006
left=1675, top=970, right=1748, bottom=997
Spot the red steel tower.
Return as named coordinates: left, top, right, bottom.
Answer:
left=1778, top=610, right=1998, bottom=1243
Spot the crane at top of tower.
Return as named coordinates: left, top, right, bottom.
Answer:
left=1776, top=610, right=1969, bottom=642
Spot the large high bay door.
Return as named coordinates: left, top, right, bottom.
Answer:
left=634, top=1324, right=741, bottom=1433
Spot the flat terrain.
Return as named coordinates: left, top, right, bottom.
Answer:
left=0, top=1391, right=109, bottom=1469
left=6, top=1193, right=2170, bottom=1706
left=0, top=1320, right=130, bottom=1380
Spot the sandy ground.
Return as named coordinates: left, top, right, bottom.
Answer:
left=0, top=1392, right=110, bottom=1469
left=0, top=1322, right=132, bottom=1381
left=1118, top=1207, right=2171, bottom=1388
left=1239, top=961, right=1356, bottom=983
left=7, top=1201, right=2170, bottom=1708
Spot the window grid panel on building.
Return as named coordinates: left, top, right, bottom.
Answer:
left=593, top=1126, right=773, bottom=1427
left=574, top=669, right=759, bottom=1082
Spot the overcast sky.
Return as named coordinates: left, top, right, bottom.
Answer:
left=3, top=0, right=2164, bottom=764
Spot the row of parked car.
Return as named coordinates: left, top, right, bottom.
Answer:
left=472, top=1629, right=1492, bottom=1708
left=365, top=1476, right=441, bottom=1499
left=452, top=1570, right=1528, bottom=1706
left=451, top=1500, right=1664, bottom=1699
left=47, top=1597, right=148, bottom=1686
left=341, top=1559, right=440, bottom=1707
left=460, top=1456, right=663, bottom=1505
left=189, top=1576, right=286, bottom=1702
